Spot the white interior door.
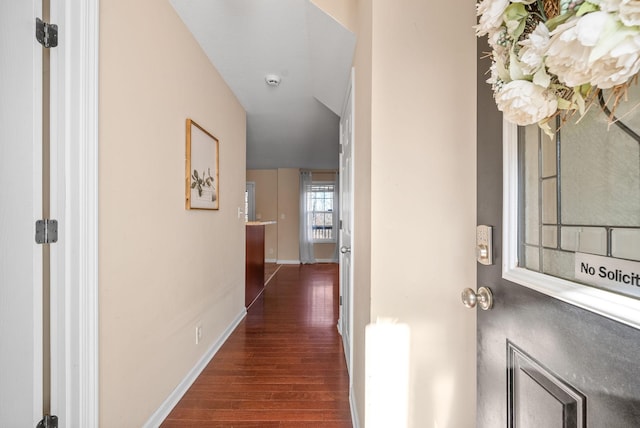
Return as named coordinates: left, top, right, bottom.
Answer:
left=339, top=74, right=354, bottom=372
left=0, top=1, right=44, bottom=425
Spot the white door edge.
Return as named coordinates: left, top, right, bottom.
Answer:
left=338, top=68, right=355, bottom=378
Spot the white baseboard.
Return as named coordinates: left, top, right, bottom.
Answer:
left=275, top=259, right=338, bottom=264
left=350, top=386, right=361, bottom=428
left=277, top=259, right=300, bottom=265
left=265, top=258, right=277, bottom=263
left=143, top=308, right=247, bottom=428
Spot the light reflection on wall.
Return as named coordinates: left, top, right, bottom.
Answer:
left=432, top=371, right=455, bottom=428
left=365, top=319, right=410, bottom=428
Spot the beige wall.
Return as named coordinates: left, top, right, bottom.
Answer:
left=246, top=169, right=279, bottom=260
left=348, top=0, right=477, bottom=426
left=311, top=0, right=357, bottom=32
left=276, top=168, right=300, bottom=262
left=99, top=0, right=246, bottom=426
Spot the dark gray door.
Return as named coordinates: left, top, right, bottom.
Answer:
left=477, top=38, right=640, bottom=427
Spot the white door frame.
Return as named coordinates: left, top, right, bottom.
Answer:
left=50, top=0, right=99, bottom=426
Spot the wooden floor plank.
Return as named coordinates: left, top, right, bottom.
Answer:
left=161, top=264, right=352, bottom=427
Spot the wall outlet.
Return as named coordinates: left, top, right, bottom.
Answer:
left=268, top=248, right=274, bottom=254
left=195, top=324, right=202, bottom=345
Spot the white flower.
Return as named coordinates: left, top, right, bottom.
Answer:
left=545, top=12, right=640, bottom=88
left=488, top=27, right=511, bottom=59
left=487, top=54, right=509, bottom=91
left=599, top=0, right=640, bottom=24
left=519, top=23, right=551, bottom=75
left=495, top=80, right=558, bottom=125
left=590, top=33, right=640, bottom=87
left=544, top=18, right=592, bottom=86
left=476, top=0, right=510, bottom=36
left=594, top=0, right=622, bottom=11
left=619, top=0, right=640, bottom=26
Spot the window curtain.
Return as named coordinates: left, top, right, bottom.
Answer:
left=332, top=172, right=340, bottom=262
left=299, top=170, right=315, bottom=264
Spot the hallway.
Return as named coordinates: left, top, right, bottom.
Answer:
left=161, top=264, right=352, bottom=427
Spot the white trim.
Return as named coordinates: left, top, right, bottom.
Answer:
left=350, top=386, right=361, bottom=428
left=277, top=259, right=301, bottom=265
left=315, top=258, right=339, bottom=263
left=143, top=309, right=247, bottom=428
left=503, top=120, right=640, bottom=330
left=48, top=0, right=100, bottom=426
left=265, top=258, right=277, bottom=263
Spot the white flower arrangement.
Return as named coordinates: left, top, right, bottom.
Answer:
left=477, top=0, right=640, bottom=133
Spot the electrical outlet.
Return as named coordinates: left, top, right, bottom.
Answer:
left=195, top=324, right=202, bottom=345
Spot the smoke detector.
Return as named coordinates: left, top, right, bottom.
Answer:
left=265, top=74, right=281, bottom=87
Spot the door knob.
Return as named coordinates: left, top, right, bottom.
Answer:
left=340, top=246, right=351, bottom=254
left=461, top=286, right=493, bottom=310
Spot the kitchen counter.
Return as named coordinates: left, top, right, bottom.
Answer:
left=245, top=221, right=276, bottom=307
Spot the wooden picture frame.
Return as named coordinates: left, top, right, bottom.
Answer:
left=186, top=119, right=219, bottom=210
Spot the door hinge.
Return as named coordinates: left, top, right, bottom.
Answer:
left=339, top=219, right=343, bottom=230
left=36, top=18, right=58, bottom=48
left=340, top=296, right=343, bottom=306
left=36, top=415, right=58, bottom=428
left=35, top=219, right=58, bottom=244
left=339, top=144, right=343, bottom=154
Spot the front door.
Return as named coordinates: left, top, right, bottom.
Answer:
left=476, top=40, right=640, bottom=426
left=0, top=1, right=44, bottom=425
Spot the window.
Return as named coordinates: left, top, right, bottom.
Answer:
left=245, top=182, right=255, bottom=222
left=307, top=182, right=336, bottom=242
left=515, top=85, right=640, bottom=300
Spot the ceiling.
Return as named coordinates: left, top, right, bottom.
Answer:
left=170, top=0, right=356, bottom=170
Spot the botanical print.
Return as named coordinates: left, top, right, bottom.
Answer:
left=186, top=119, right=219, bottom=210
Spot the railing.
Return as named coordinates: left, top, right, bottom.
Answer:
left=312, top=226, right=333, bottom=241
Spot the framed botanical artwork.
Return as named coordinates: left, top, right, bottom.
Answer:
left=186, top=118, right=219, bottom=210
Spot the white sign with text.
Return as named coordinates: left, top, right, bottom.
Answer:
left=575, top=253, right=640, bottom=297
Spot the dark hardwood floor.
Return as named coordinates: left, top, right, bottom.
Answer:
left=161, top=263, right=352, bottom=427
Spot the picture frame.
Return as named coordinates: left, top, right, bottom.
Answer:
left=186, top=118, right=219, bottom=210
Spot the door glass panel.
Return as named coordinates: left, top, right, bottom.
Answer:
left=519, top=86, right=640, bottom=298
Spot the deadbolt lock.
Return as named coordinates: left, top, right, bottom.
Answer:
left=476, top=225, right=493, bottom=265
